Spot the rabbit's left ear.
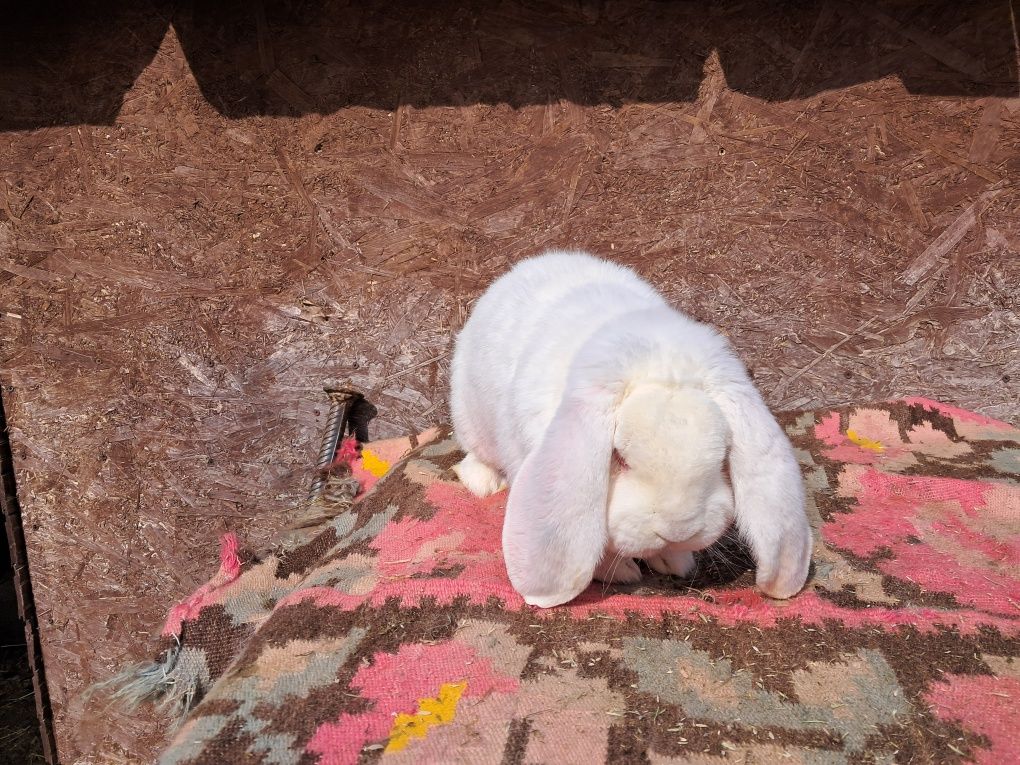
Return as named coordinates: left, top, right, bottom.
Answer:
left=709, top=382, right=812, bottom=599
left=502, top=391, right=614, bottom=608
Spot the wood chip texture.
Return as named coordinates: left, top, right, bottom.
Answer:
left=0, top=1, right=1017, bottom=762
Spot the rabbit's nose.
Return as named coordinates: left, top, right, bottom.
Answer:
left=652, top=529, right=696, bottom=548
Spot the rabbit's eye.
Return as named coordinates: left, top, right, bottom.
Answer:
left=612, top=449, right=630, bottom=471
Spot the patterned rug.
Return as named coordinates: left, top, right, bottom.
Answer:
left=113, top=399, right=1020, bottom=765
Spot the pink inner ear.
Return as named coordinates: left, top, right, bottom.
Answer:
left=612, top=449, right=630, bottom=471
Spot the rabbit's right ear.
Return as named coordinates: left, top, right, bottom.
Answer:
left=502, top=390, right=614, bottom=608
left=708, top=379, right=812, bottom=599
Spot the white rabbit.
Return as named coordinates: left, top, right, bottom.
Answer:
left=450, top=250, right=811, bottom=608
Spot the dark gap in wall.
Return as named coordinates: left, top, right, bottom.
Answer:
left=1, top=392, right=53, bottom=763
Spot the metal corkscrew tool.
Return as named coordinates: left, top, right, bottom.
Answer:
left=308, top=387, right=362, bottom=500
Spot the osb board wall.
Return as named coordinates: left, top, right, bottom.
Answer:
left=0, top=1, right=1017, bottom=762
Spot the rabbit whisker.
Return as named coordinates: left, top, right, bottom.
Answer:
left=601, top=550, right=627, bottom=596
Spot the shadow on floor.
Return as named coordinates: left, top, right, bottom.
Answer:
left=0, top=0, right=1015, bottom=130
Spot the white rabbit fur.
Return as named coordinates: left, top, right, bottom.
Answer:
left=450, top=250, right=812, bottom=608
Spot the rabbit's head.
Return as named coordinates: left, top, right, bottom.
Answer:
left=502, top=343, right=809, bottom=609
left=606, top=385, right=733, bottom=558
